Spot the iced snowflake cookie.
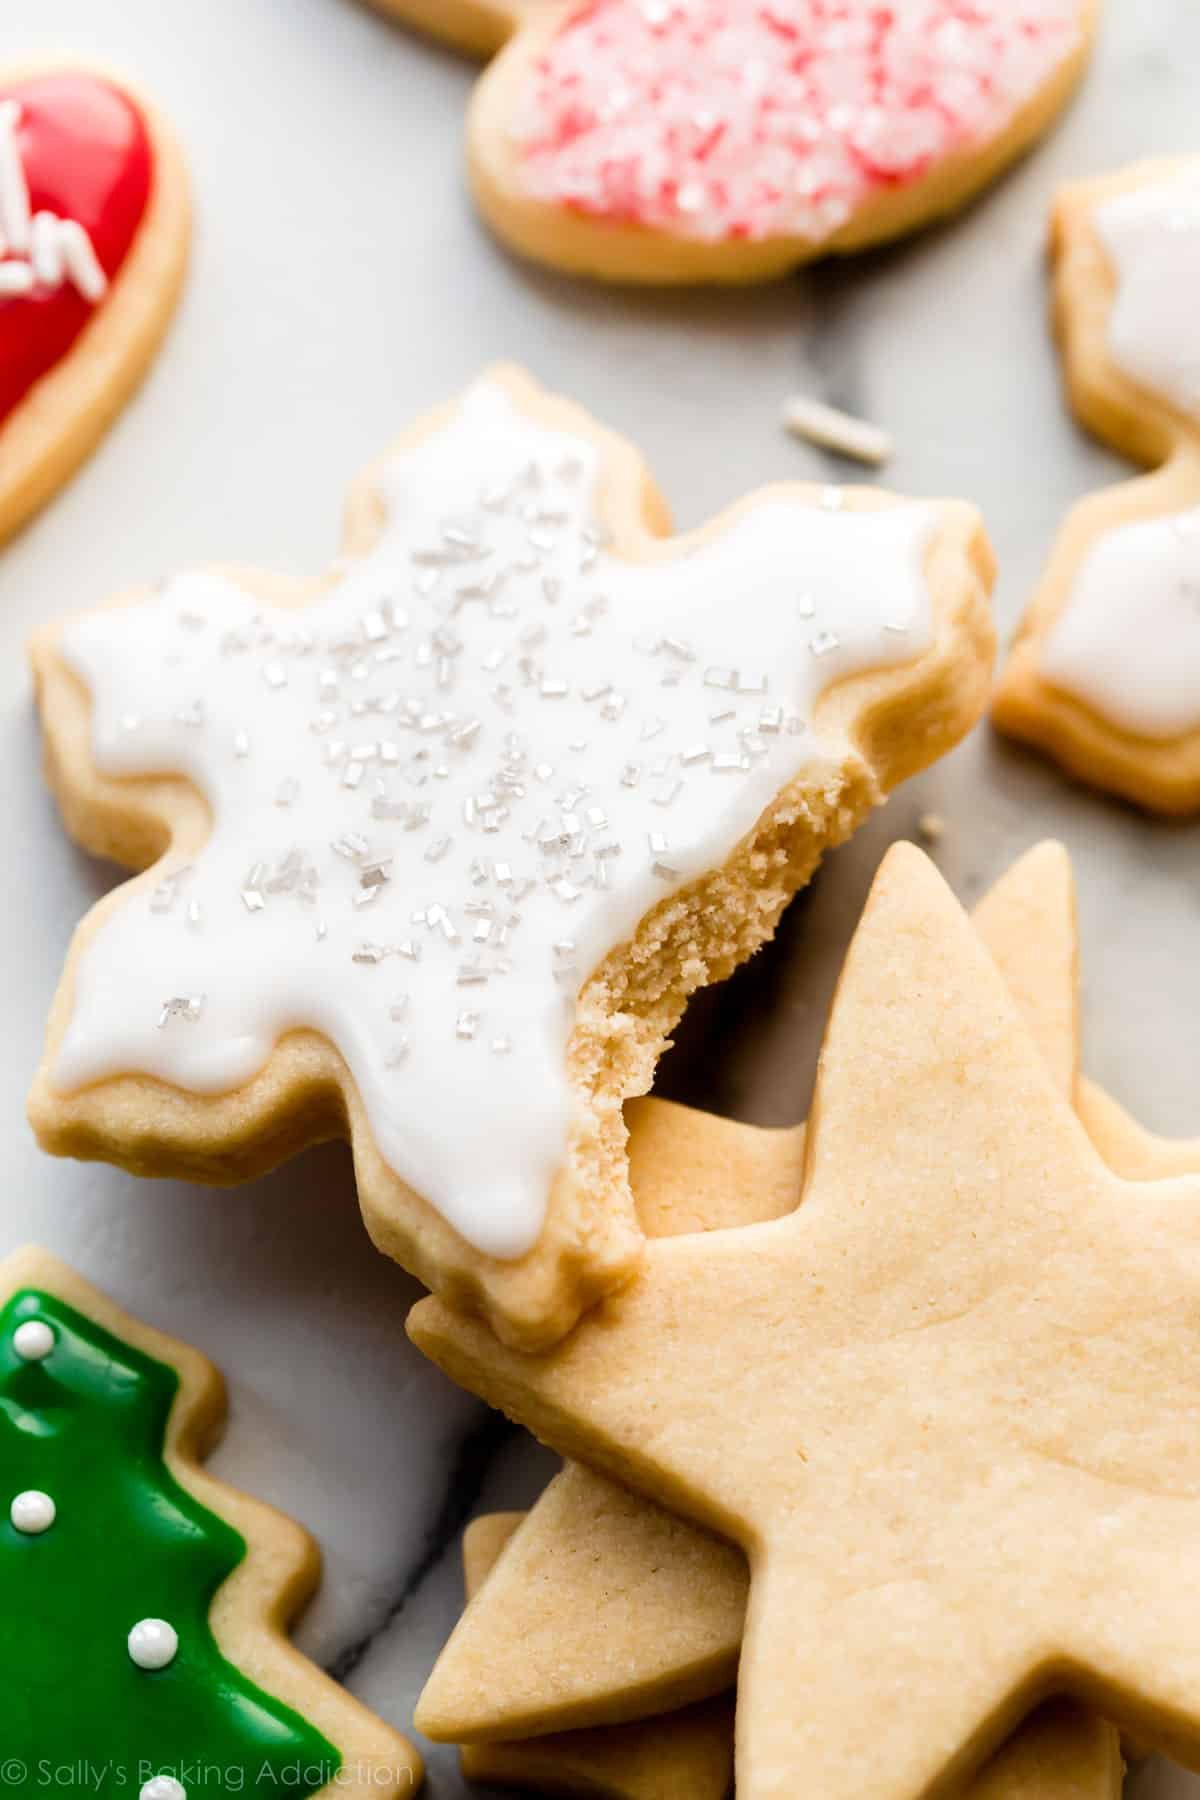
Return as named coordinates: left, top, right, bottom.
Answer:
left=0, top=62, right=189, bottom=545
left=28, top=366, right=993, bottom=1350
left=404, top=0, right=1097, bottom=286
left=456, top=1516, right=1119, bottom=1800
left=0, top=1245, right=420, bottom=1798
left=412, top=842, right=1200, bottom=1800
left=994, top=159, right=1200, bottom=812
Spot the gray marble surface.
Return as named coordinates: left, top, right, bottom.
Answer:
left=3, top=0, right=1199, bottom=1793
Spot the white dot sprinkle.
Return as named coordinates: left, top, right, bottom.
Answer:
left=141, top=1780, right=187, bottom=1800
left=128, top=1618, right=179, bottom=1670
left=10, top=1490, right=55, bottom=1534
left=13, top=1320, right=55, bottom=1362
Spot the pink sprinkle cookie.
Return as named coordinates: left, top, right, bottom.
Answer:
left=460, top=0, right=1096, bottom=283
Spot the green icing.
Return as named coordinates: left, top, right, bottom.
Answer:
left=0, top=1288, right=341, bottom=1798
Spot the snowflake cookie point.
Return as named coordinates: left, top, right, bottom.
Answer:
left=30, top=366, right=994, bottom=1347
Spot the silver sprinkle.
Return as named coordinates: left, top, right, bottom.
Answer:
left=385, top=1038, right=410, bottom=1069
left=425, top=835, right=453, bottom=864
left=809, top=631, right=840, bottom=658
left=491, top=1036, right=513, bottom=1055
left=233, top=730, right=251, bottom=758
left=262, top=662, right=288, bottom=690
left=704, top=667, right=737, bottom=690
left=157, top=994, right=205, bottom=1029
left=680, top=744, right=712, bottom=766
left=332, top=833, right=370, bottom=861
left=653, top=780, right=682, bottom=806
left=456, top=1011, right=480, bottom=1041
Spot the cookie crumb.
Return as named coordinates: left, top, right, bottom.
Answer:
left=782, top=394, right=892, bottom=469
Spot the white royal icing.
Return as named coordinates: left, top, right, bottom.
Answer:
left=10, top=1489, right=55, bottom=1534
left=0, top=102, right=108, bottom=303
left=13, top=1320, right=55, bottom=1362
left=127, top=1618, right=179, bottom=1670
left=1040, top=505, right=1200, bottom=740
left=56, top=380, right=939, bottom=1260
left=140, top=1781, right=186, bottom=1800
left=1095, top=168, right=1200, bottom=418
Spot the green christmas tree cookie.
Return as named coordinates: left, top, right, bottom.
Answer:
left=0, top=1246, right=421, bottom=1799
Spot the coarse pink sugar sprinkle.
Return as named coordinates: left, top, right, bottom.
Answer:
left=514, top=0, right=1083, bottom=244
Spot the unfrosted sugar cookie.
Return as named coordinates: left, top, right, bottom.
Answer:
left=458, top=0, right=1096, bottom=285
left=457, top=1511, right=738, bottom=1800
left=455, top=1515, right=1118, bottom=1800
left=411, top=841, right=1200, bottom=1799
left=0, top=63, right=189, bottom=544
left=0, top=1245, right=420, bottom=1798
left=416, top=845, right=1147, bottom=1800
left=28, top=366, right=993, bottom=1350
left=994, top=159, right=1200, bottom=812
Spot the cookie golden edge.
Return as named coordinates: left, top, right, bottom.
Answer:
left=27, top=363, right=995, bottom=1351
left=0, top=57, right=191, bottom=548
left=464, top=0, right=1097, bottom=287
left=993, top=158, right=1200, bottom=815
left=0, top=1245, right=422, bottom=1798
left=365, top=0, right=524, bottom=57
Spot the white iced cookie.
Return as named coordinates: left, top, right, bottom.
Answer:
left=29, top=366, right=993, bottom=1349
left=995, top=158, right=1200, bottom=813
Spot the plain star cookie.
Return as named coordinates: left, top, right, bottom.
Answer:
left=391, top=0, right=1097, bottom=286
left=994, top=158, right=1200, bottom=812
left=458, top=1514, right=736, bottom=1800
left=0, top=1246, right=421, bottom=1798
left=418, top=843, right=1151, bottom=1800
left=411, top=841, right=1200, bottom=1800
left=0, top=62, right=189, bottom=545
left=458, top=1516, right=1119, bottom=1800
left=28, top=365, right=993, bottom=1350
